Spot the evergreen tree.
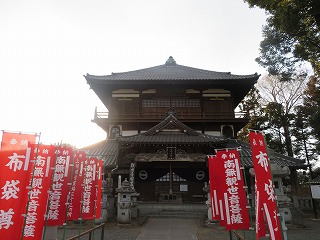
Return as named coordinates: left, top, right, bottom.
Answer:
left=292, top=106, right=318, bottom=174
left=237, top=86, right=265, bottom=142
left=301, top=76, right=320, bottom=150
left=244, top=0, right=320, bottom=75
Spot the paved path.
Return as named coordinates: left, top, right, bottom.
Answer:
left=136, top=218, right=198, bottom=240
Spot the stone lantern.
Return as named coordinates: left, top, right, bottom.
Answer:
left=116, top=178, right=139, bottom=224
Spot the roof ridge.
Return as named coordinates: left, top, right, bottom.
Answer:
left=144, top=113, right=199, bottom=136
left=85, top=57, right=260, bottom=79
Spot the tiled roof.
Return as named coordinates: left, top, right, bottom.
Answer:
left=81, top=140, right=118, bottom=168
left=117, top=113, right=228, bottom=145
left=82, top=115, right=306, bottom=169
left=85, top=56, right=259, bottom=82
left=227, top=140, right=305, bottom=168
left=145, top=112, right=199, bottom=136
left=83, top=138, right=305, bottom=169
left=307, top=176, right=320, bottom=184
left=117, top=133, right=227, bottom=145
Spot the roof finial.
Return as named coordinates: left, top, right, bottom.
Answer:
left=165, top=56, right=176, bottom=66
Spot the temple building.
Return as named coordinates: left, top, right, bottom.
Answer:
left=83, top=56, right=305, bottom=203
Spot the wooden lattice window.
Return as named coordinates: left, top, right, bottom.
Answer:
left=157, top=99, right=170, bottom=107
left=142, top=99, right=156, bottom=107
left=186, top=99, right=200, bottom=107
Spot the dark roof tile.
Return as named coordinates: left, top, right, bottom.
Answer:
left=81, top=140, right=118, bottom=168
left=227, top=140, right=305, bottom=168
left=82, top=117, right=305, bottom=169
left=85, top=56, right=259, bottom=82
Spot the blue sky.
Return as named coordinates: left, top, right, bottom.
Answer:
left=0, top=0, right=267, bottom=148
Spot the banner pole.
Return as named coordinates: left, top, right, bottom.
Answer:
left=96, top=159, right=104, bottom=240
left=91, top=158, right=98, bottom=240
left=20, top=132, right=41, bottom=240
left=90, top=158, right=103, bottom=240
left=262, top=133, right=286, bottom=240
left=100, top=161, right=105, bottom=240
left=62, top=147, right=76, bottom=240
left=42, top=143, right=60, bottom=240
left=239, top=148, right=254, bottom=240
left=77, top=153, right=90, bottom=237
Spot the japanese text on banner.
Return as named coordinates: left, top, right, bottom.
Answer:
left=23, top=144, right=56, bottom=239
left=216, top=149, right=250, bottom=230
left=81, top=157, right=98, bottom=220
left=46, top=146, right=74, bottom=226
left=249, top=131, right=283, bottom=240
left=67, top=151, right=86, bottom=221
left=0, top=149, right=31, bottom=239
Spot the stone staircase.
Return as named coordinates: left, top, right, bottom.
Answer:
left=137, top=203, right=208, bottom=219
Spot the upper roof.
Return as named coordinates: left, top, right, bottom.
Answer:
left=85, top=56, right=259, bottom=83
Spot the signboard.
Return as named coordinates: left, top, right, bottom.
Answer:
left=311, top=185, right=320, bottom=199
left=180, top=184, right=188, bottom=192
left=167, top=147, right=176, bottom=160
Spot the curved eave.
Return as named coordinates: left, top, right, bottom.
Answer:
left=85, top=76, right=259, bottom=86
left=116, top=134, right=229, bottom=146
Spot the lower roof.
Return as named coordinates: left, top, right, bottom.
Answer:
left=82, top=138, right=305, bottom=170
left=82, top=112, right=305, bottom=170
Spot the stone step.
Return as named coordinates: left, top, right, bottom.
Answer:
left=137, top=203, right=208, bottom=219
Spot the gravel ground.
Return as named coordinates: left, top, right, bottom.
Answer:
left=57, top=216, right=320, bottom=240
left=197, top=217, right=320, bottom=240
left=57, top=220, right=141, bottom=240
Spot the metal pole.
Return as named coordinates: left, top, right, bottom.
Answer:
left=169, top=162, right=173, bottom=195
left=229, top=230, right=232, bottom=240
left=100, top=223, right=105, bottom=240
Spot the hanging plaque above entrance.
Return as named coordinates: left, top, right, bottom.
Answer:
left=135, top=152, right=206, bottom=162
left=167, top=147, right=176, bottom=160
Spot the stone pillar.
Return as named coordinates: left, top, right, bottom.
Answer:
left=203, top=182, right=213, bottom=222
left=105, top=173, right=115, bottom=220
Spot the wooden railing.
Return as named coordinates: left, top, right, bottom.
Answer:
left=93, top=110, right=248, bottom=120
left=67, top=223, right=106, bottom=240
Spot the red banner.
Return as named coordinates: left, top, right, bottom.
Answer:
left=67, top=151, right=86, bottom=221
left=0, top=147, right=32, bottom=239
left=1, top=131, right=37, bottom=150
left=82, top=157, right=98, bottom=220
left=23, top=144, right=56, bottom=239
left=215, top=149, right=250, bottom=230
left=208, top=155, right=221, bottom=221
left=95, top=159, right=103, bottom=220
left=249, top=131, right=283, bottom=240
left=46, top=146, right=74, bottom=226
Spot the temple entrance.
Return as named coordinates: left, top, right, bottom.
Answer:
left=135, top=161, right=208, bottom=203
left=155, top=167, right=186, bottom=203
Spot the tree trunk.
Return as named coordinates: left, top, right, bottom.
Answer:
left=283, top=125, right=294, bottom=157
left=290, top=168, right=299, bottom=194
